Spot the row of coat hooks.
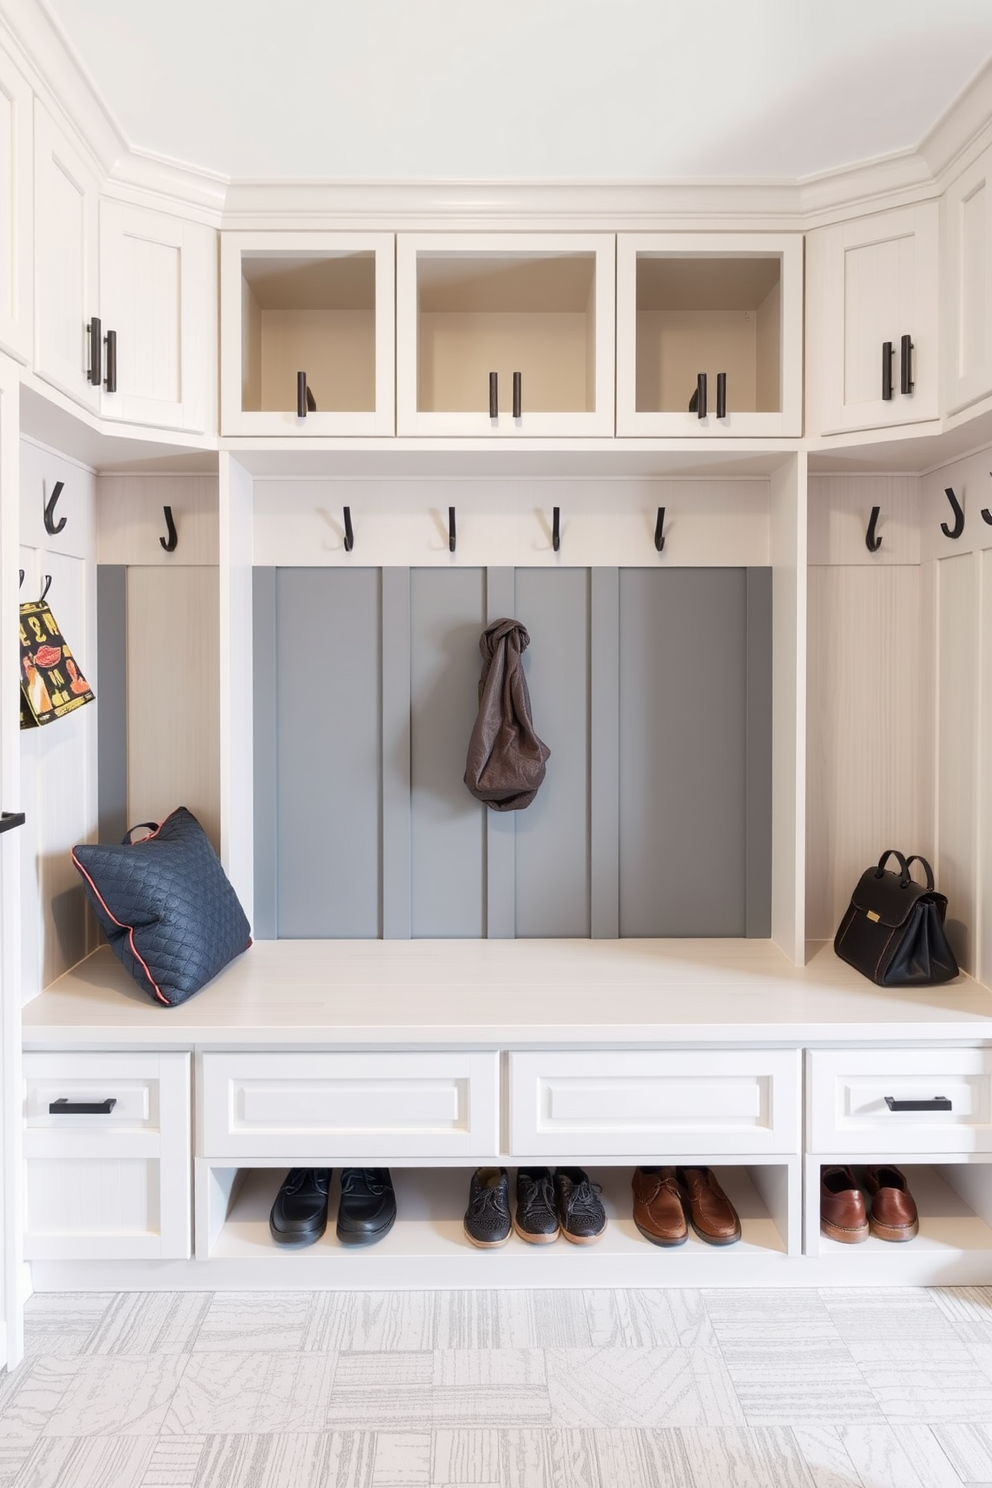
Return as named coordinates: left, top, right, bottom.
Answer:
left=865, top=484, right=992, bottom=551
left=339, top=505, right=669, bottom=554
left=19, top=571, right=52, bottom=602
left=41, top=481, right=179, bottom=552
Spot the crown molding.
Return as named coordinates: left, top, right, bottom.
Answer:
left=921, top=54, right=992, bottom=185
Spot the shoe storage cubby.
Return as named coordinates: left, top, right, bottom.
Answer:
left=395, top=233, right=616, bottom=436
left=219, top=232, right=395, bottom=436
left=615, top=234, right=803, bottom=437
left=188, top=1163, right=800, bottom=1289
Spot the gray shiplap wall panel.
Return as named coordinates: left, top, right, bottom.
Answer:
left=618, top=568, right=748, bottom=937
left=514, top=568, right=591, bottom=938
left=745, top=567, right=773, bottom=937
left=96, top=566, right=128, bottom=847
left=275, top=568, right=381, bottom=938
left=485, top=568, right=517, bottom=938
left=590, top=568, right=620, bottom=937
left=252, top=567, right=278, bottom=939
left=410, top=568, right=486, bottom=937
left=382, top=567, right=412, bottom=939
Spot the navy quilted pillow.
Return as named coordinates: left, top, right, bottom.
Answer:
left=72, top=807, right=252, bottom=1006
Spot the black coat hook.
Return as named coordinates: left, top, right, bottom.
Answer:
left=941, top=487, right=965, bottom=540
left=552, top=507, right=560, bottom=552
left=19, top=569, right=24, bottom=588
left=39, top=575, right=52, bottom=603
left=160, top=506, right=178, bottom=553
left=982, top=475, right=992, bottom=524
left=343, top=506, right=354, bottom=552
left=43, top=480, right=66, bottom=536
left=655, top=507, right=666, bottom=553
left=866, top=506, right=882, bottom=552
left=448, top=506, right=456, bottom=553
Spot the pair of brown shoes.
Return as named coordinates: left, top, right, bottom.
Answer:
left=632, top=1166, right=742, bottom=1247
left=820, top=1164, right=919, bottom=1243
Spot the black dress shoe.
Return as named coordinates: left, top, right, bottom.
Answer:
left=269, top=1168, right=331, bottom=1247
left=514, top=1166, right=559, bottom=1244
left=336, top=1168, right=396, bottom=1246
left=464, top=1167, right=512, bottom=1247
left=554, top=1167, right=607, bottom=1244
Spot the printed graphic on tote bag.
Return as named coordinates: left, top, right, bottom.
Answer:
left=19, top=600, right=95, bottom=728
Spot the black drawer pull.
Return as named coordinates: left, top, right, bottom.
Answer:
left=49, top=1097, right=117, bottom=1115
left=900, top=333, right=914, bottom=395
left=88, top=316, right=102, bottom=386
left=716, top=371, right=727, bottom=419
left=884, top=1095, right=952, bottom=1112
left=489, top=371, right=498, bottom=419
left=512, top=371, right=522, bottom=418
left=0, top=811, right=25, bottom=834
left=104, top=328, right=117, bottom=392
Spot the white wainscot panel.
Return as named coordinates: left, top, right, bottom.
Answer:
left=508, top=1049, right=800, bottom=1157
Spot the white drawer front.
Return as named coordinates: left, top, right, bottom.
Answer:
left=201, top=1051, right=500, bottom=1158
left=808, top=1049, right=992, bottom=1154
left=509, top=1049, right=800, bottom=1157
left=23, top=1052, right=191, bottom=1259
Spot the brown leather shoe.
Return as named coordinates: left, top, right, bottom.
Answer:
left=676, top=1166, right=742, bottom=1245
left=820, top=1165, right=868, bottom=1243
left=632, top=1167, right=688, bottom=1246
left=864, top=1164, right=919, bottom=1242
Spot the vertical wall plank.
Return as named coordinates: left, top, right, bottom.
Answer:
left=937, top=551, right=978, bottom=972
left=251, top=568, right=277, bottom=940
left=515, top=568, right=591, bottom=937
left=745, top=567, right=773, bottom=937
left=590, top=568, right=619, bottom=937
left=485, top=568, right=517, bottom=939
left=410, top=569, right=486, bottom=937
left=618, top=568, right=748, bottom=937
left=96, top=566, right=128, bottom=847
left=382, top=568, right=412, bottom=939
left=275, top=568, right=381, bottom=938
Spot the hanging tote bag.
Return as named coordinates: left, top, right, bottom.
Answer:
left=833, top=849, right=959, bottom=987
left=464, top=617, right=550, bottom=811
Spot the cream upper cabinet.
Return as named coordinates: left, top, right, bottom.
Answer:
left=616, top=233, right=803, bottom=437
left=32, top=101, right=100, bottom=412
left=0, top=46, right=33, bottom=365
left=99, top=201, right=217, bottom=435
left=396, top=233, right=616, bottom=437
left=806, top=201, right=939, bottom=436
left=942, top=147, right=992, bottom=419
left=220, top=231, right=395, bottom=436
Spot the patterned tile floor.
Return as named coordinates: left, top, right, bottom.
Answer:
left=2, top=1287, right=992, bottom=1486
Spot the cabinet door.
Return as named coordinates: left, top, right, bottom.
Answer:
left=616, top=233, right=803, bottom=437
left=100, top=201, right=216, bottom=433
left=806, top=203, right=938, bottom=436
left=220, top=231, right=394, bottom=436
left=943, top=149, right=992, bottom=417
left=33, top=102, right=100, bottom=411
left=0, top=45, right=33, bottom=364
left=396, top=232, right=616, bottom=437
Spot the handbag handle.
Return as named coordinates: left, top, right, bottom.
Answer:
left=905, top=855, right=936, bottom=892
left=122, top=822, right=159, bottom=844
left=874, top=848, right=910, bottom=886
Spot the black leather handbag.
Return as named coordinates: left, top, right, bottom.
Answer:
left=833, top=849, right=959, bottom=987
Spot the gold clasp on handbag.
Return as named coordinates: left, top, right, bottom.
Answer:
left=866, top=910, right=880, bottom=922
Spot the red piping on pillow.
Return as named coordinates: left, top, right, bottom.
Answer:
left=70, top=847, right=170, bottom=1006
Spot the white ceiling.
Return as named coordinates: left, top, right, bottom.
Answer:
left=35, top=0, right=992, bottom=183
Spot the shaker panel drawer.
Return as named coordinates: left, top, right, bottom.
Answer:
left=807, top=1049, right=992, bottom=1153
left=508, top=1049, right=800, bottom=1157
left=201, top=1051, right=500, bottom=1158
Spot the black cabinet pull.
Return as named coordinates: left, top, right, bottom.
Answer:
left=88, top=317, right=102, bottom=386
left=0, top=811, right=26, bottom=834
left=512, top=371, right=522, bottom=419
left=716, top=372, right=727, bottom=419
left=900, top=334, right=914, bottom=395
left=884, top=1095, right=952, bottom=1112
left=882, top=341, right=893, bottom=400
left=49, top=1097, right=117, bottom=1115
left=689, top=372, right=707, bottom=418
left=296, top=373, right=316, bottom=418
left=104, top=328, right=117, bottom=393
left=489, top=372, right=498, bottom=419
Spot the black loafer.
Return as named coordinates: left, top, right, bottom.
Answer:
left=464, top=1167, right=512, bottom=1248
left=269, top=1168, right=331, bottom=1247
left=336, top=1168, right=396, bottom=1246
left=514, top=1166, right=559, bottom=1243
left=554, top=1166, right=607, bottom=1244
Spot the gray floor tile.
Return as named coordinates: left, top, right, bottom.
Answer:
left=345, top=1293, right=439, bottom=1351
left=0, top=1357, right=80, bottom=1437
left=720, top=1340, right=882, bottom=1425
left=931, top=1424, right=992, bottom=1482
left=194, top=1292, right=319, bottom=1352
left=929, top=1288, right=992, bottom=1324
left=821, top=1289, right=960, bottom=1344
left=41, top=1355, right=189, bottom=1438
left=325, top=1353, right=434, bottom=1429
left=372, top=1432, right=432, bottom=1485
left=678, top=1426, right=818, bottom=1488
left=792, top=1425, right=864, bottom=1488
left=836, top=1424, right=969, bottom=1488
left=0, top=1437, right=36, bottom=1488
left=706, top=1291, right=839, bottom=1345
left=848, top=1339, right=992, bottom=1423
left=14, top=1434, right=155, bottom=1488
left=161, top=1351, right=334, bottom=1435
left=21, top=1295, right=115, bottom=1358
left=499, top=1429, right=551, bottom=1488
left=434, top=1292, right=499, bottom=1351
left=546, top=1346, right=745, bottom=1429
left=138, top=1435, right=206, bottom=1488
left=83, top=1294, right=212, bottom=1355
left=432, top=1428, right=501, bottom=1484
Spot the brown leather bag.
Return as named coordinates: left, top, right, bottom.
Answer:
left=464, top=618, right=550, bottom=811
